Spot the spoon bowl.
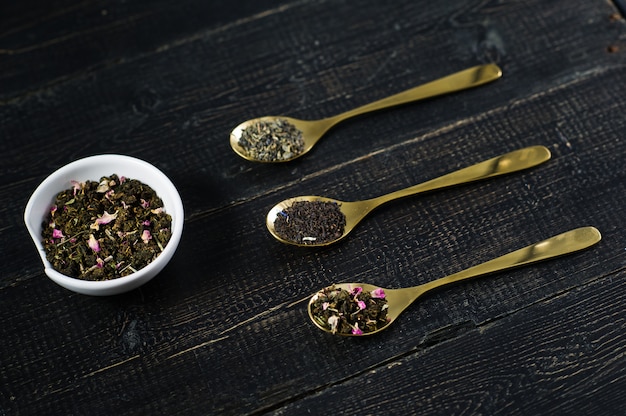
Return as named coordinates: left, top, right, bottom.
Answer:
left=308, top=226, right=601, bottom=336
left=267, top=146, right=551, bottom=246
left=231, top=63, right=502, bottom=162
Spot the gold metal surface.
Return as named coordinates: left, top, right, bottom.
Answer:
left=267, top=145, right=551, bottom=247
left=230, top=63, right=503, bottom=162
left=308, top=226, right=602, bottom=336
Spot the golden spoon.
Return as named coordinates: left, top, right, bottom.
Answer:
left=308, top=226, right=601, bottom=336
left=230, top=63, right=502, bottom=162
left=267, top=145, right=551, bottom=247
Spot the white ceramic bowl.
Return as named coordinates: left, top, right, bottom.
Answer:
left=24, top=154, right=184, bottom=296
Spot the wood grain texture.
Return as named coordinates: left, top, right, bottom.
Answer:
left=1, top=0, right=625, bottom=415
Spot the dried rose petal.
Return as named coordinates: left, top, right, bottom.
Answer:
left=88, top=234, right=100, bottom=252
left=141, top=230, right=152, bottom=244
left=328, top=316, right=339, bottom=334
left=96, top=179, right=110, bottom=193
left=349, top=286, right=363, bottom=296
left=52, top=229, right=64, bottom=239
left=357, top=300, right=367, bottom=310
left=96, top=210, right=118, bottom=225
left=70, top=180, right=84, bottom=195
left=351, top=324, right=363, bottom=335
left=371, top=288, right=386, bottom=299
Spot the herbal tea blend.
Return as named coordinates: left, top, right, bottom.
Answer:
left=42, top=174, right=172, bottom=281
left=310, top=285, right=389, bottom=335
left=238, top=118, right=304, bottom=161
left=273, top=200, right=346, bottom=245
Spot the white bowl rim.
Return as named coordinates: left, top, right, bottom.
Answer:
left=24, top=154, right=184, bottom=295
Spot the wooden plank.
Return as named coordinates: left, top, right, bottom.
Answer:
left=0, top=0, right=291, bottom=101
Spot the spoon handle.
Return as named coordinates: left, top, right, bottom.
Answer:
left=417, top=227, right=601, bottom=295
left=369, top=145, right=551, bottom=208
left=332, top=64, right=502, bottom=122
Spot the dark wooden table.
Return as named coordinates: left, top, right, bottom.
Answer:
left=1, top=0, right=625, bottom=414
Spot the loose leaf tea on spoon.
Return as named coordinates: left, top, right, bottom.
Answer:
left=238, top=118, right=305, bottom=162
left=310, top=285, right=389, bottom=335
left=41, top=174, right=172, bottom=281
left=273, top=200, right=346, bottom=245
